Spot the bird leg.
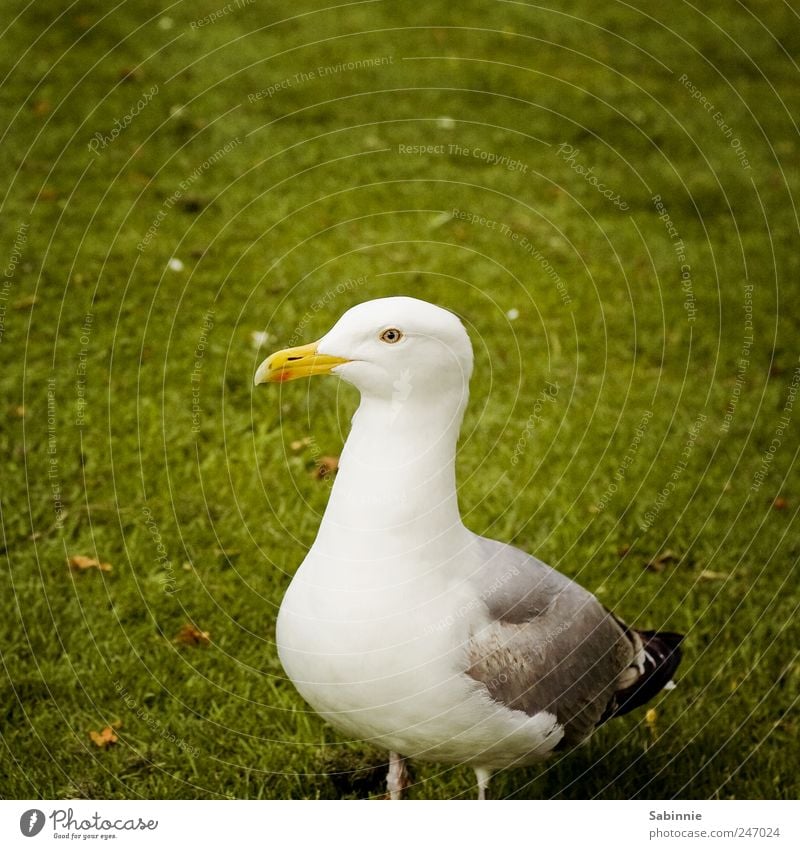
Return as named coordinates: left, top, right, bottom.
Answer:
left=474, top=767, right=492, bottom=800
left=386, top=751, right=410, bottom=800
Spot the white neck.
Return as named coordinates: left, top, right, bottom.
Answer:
left=311, top=389, right=469, bottom=563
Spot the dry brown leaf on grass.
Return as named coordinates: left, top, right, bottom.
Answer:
left=314, top=456, right=339, bottom=479
left=117, top=67, right=141, bottom=82
left=773, top=496, right=788, bottom=510
left=174, top=624, right=211, bottom=647
left=89, top=726, right=119, bottom=749
left=645, top=549, right=679, bottom=573
left=69, top=555, right=112, bottom=573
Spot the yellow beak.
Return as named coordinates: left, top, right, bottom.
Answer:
left=254, top=341, right=349, bottom=385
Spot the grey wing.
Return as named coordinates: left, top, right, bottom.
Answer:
left=465, top=536, right=637, bottom=747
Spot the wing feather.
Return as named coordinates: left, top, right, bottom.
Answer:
left=465, top=537, right=634, bottom=747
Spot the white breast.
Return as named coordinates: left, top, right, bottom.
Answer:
left=276, top=549, right=564, bottom=767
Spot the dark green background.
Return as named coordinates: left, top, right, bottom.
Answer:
left=1, top=0, right=797, bottom=799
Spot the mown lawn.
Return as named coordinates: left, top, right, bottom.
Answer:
left=1, top=0, right=798, bottom=799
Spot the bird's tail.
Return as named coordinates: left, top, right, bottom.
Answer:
left=603, top=629, right=684, bottom=721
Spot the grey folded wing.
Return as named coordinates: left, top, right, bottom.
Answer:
left=465, top=536, right=635, bottom=748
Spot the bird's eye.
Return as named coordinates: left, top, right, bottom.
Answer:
left=379, top=328, right=403, bottom=344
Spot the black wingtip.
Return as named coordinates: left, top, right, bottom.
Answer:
left=638, top=629, right=684, bottom=653
left=605, top=629, right=685, bottom=720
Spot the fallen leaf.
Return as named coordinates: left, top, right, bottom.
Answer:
left=89, top=726, right=118, bottom=748
left=12, top=295, right=38, bottom=310
left=38, top=188, right=58, bottom=201
left=773, top=496, right=788, bottom=510
left=290, top=436, right=312, bottom=452
left=69, top=555, right=112, bottom=573
left=645, top=549, right=679, bottom=572
left=699, top=569, right=727, bottom=581
left=32, top=100, right=51, bottom=116
left=644, top=707, right=658, bottom=741
left=174, top=623, right=211, bottom=647
left=617, top=544, right=631, bottom=556
left=118, top=67, right=141, bottom=82
left=314, top=456, right=339, bottom=479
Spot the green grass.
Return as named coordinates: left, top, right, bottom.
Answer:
left=1, top=0, right=798, bottom=799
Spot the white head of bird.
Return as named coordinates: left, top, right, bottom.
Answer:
left=255, top=296, right=474, bottom=415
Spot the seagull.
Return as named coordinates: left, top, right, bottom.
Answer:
left=255, top=296, right=683, bottom=800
